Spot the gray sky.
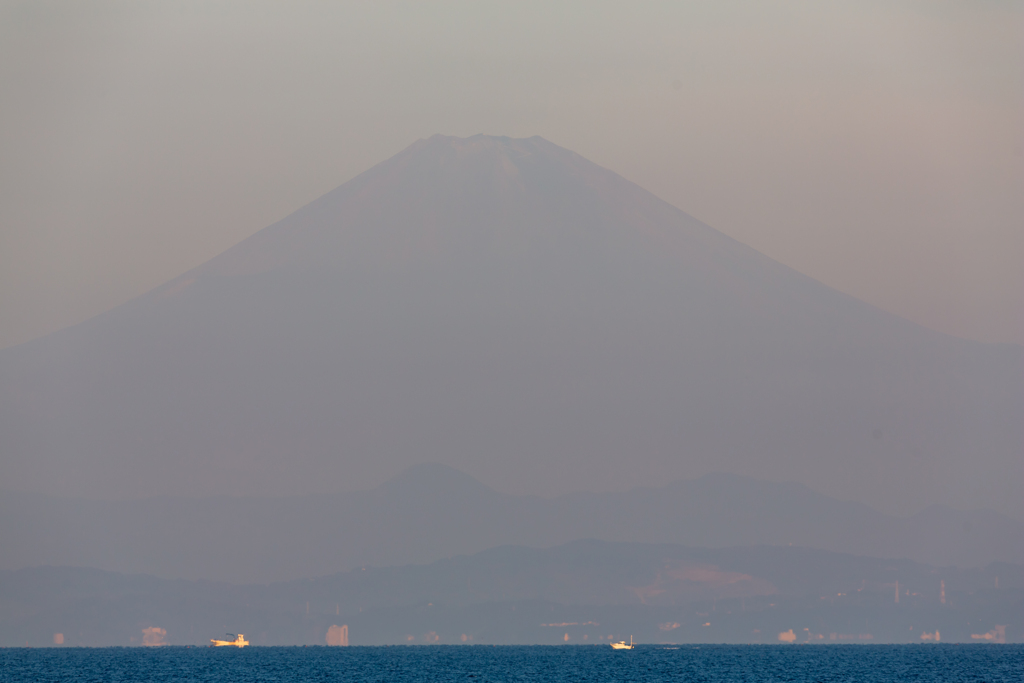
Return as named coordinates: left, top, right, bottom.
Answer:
left=1, top=0, right=1021, bottom=349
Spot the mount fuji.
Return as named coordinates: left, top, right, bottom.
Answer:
left=1, top=135, right=1020, bottom=518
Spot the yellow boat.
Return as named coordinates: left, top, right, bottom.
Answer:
left=211, top=633, right=248, bottom=647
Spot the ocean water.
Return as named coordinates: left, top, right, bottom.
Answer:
left=1, top=644, right=1020, bottom=682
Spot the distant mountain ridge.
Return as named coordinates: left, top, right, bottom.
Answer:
left=2, top=465, right=1019, bottom=584
left=0, top=134, right=1019, bottom=518
left=2, top=539, right=1019, bottom=646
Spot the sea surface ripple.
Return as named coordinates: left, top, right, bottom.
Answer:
left=1, top=644, right=1020, bottom=682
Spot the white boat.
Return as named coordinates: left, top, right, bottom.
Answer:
left=610, top=635, right=634, bottom=649
left=211, top=633, right=249, bottom=647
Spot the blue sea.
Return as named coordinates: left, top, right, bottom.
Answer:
left=1, top=645, right=1020, bottom=682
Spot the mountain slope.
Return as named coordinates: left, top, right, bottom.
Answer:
left=0, top=135, right=1019, bottom=517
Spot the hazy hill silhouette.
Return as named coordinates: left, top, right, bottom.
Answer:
left=2, top=539, right=1019, bottom=645
left=2, top=465, right=1020, bottom=583
left=0, top=135, right=1020, bottom=519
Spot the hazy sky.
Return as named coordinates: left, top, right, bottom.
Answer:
left=1, top=0, right=1021, bottom=349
